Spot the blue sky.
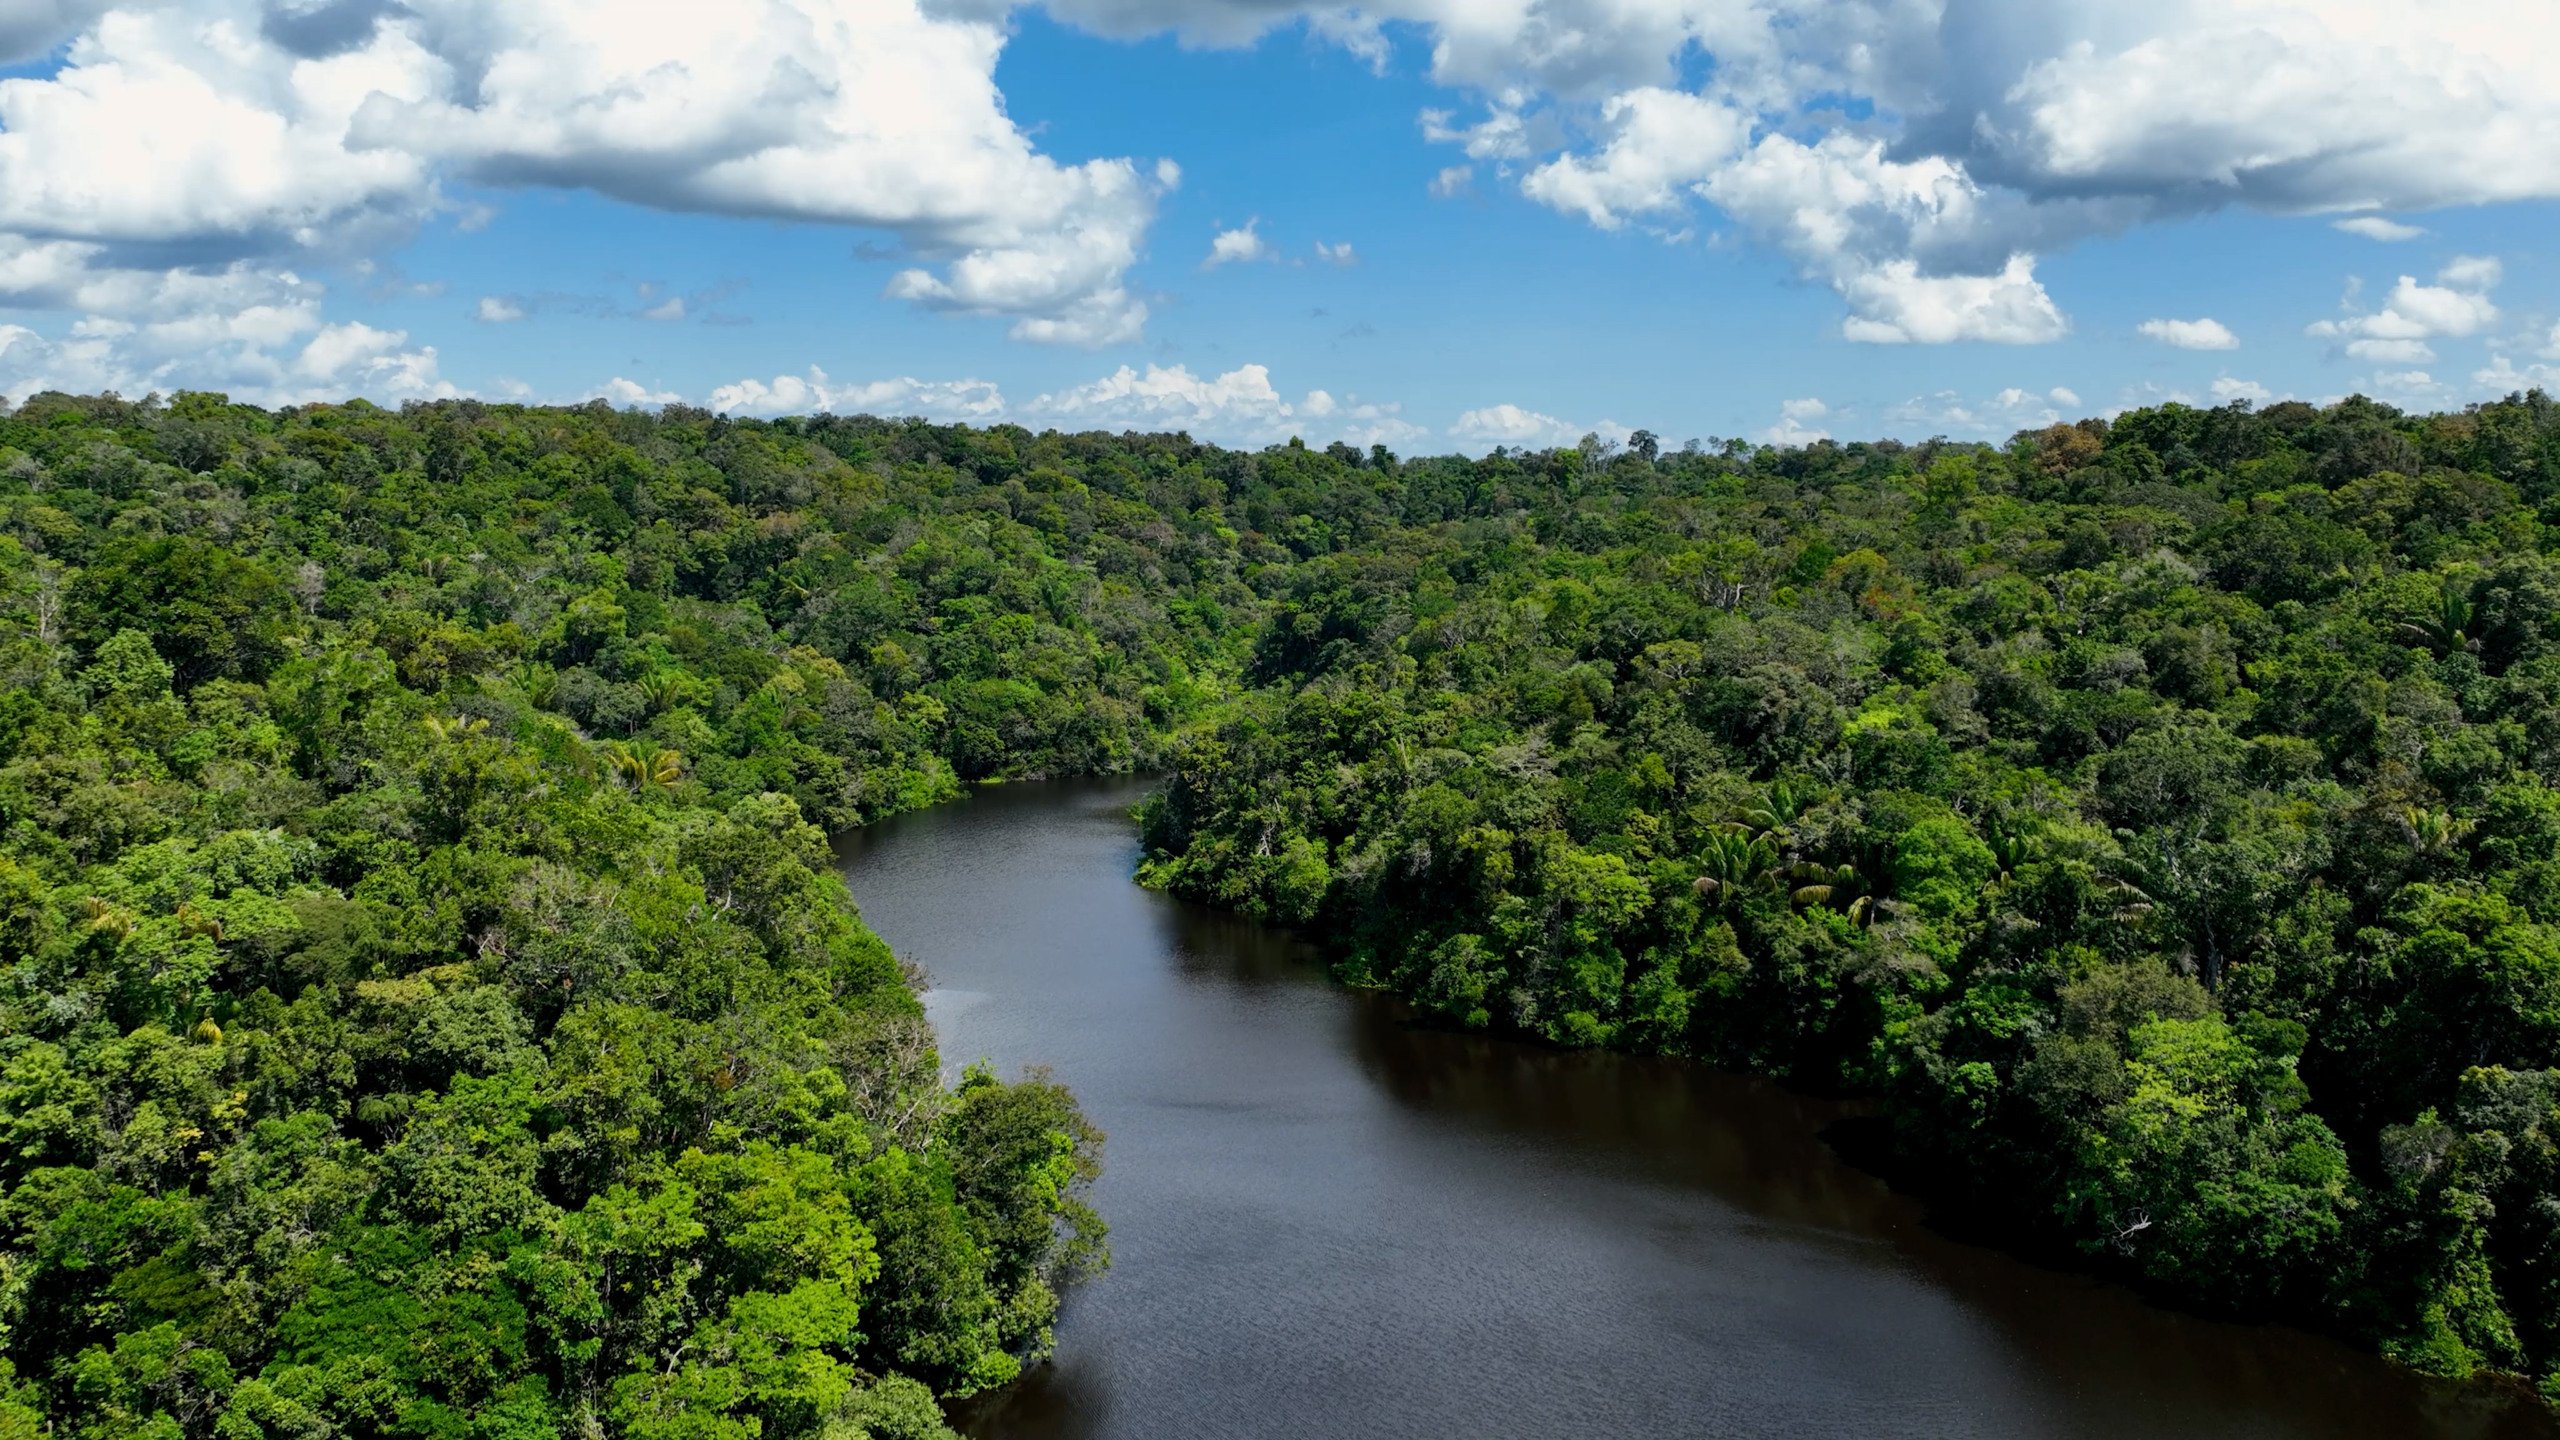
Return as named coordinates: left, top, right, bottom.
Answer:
left=0, top=1, right=2555, bottom=449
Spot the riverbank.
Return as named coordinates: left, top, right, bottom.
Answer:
left=844, top=780, right=2554, bottom=1440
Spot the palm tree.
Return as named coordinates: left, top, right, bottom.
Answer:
left=421, top=713, right=489, bottom=742
left=1790, top=861, right=1886, bottom=928
left=2097, top=877, right=2155, bottom=926
left=602, top=741, right=685, bottom=791
left=1982, top=827, right=2034, bottom=898
left=2399, top=804, right=2474, bottom=859
left=636, top=749, right=684, bottom=789
left=80, top=896, right=134, bottom=940
left=513, top=662, right=560, bottom=710
left=2399, top=581, right=2480, bottom=655
left=1734, top=779, right=1816, bottom=844
left=635, top=670, right=686, bottom=715
left=1693, top=824, right=1781, bottom=906
left=174, top=900, right=224, bottom=942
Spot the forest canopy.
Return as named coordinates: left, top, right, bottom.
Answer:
left=3, top=385, right=2560, bottom=1426
left=0, top=393, right=1122, bottom=1440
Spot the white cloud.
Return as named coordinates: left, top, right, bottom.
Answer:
left=1839, top=256, right=2069, bottom=345
left=476, top=296, right=524, bottom=323
left=2138, top=317, right=2238, bottom=350
left=1974, top=5, right=2560, bottom=212
left=2365, top=368, right=2448, bottom=403
left=2309, top=257, right=2502, bottom=360
left=697, top=359, right=1423, bottom=446
left=707, top=367, right=1007, bottom=420
left=1451, top=402, right=1581, bottom=448
left=10, top=0, right=2560, bottom=392
left=1314, top=240, right=1357, bottom=265
left=1028, top=361, right=1292, bottom=432
left=1428, top=164, right=1474, bottom=199
left=1887, top=385, right=2081, bottom=437
left=597, top=377, right=681, bottom=407
left=1545, top=110, right=2082, bottom=344
left=639, top=296, right=686, bottom=322
left=1204, top=219, right=1269, bottom=268
left=2438, top=254, right=2505, bottom=291
left=0, top=304, right=452, bottom=407
left=2210, top=376, right=2274, bottom=404
left=1760, top=396, right=1830, bottom=445
left=2333, top=216, right=2424, bottom=242
left=1421, top=95, right=1550, bottom=164
left=2344, top=337, right=2435, bottom=364
left=2475, top=353, right=2560, bottom=392
left=1237, top=0, right=2560, bottom=344
left=1521, top=87, right=1747, bottom=228
left=0, top=5, right=438, bottom=261
left=1023, top=362, right=1426, bottom=445
left=0, top=0, right=1173, bottom=351
left=27, top=0, right=2556, bottom=372
left=1308, top=390, right=1428, bottom=447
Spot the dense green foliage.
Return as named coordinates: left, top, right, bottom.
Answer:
left=1133, top=394, right=2560, bottom=1395
left=9, top=387, right=2560, bottom=1425
left=0, top=394, right=1123, bottom=1439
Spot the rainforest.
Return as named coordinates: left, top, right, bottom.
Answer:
left=4, top=386, right=2560, bottom=1435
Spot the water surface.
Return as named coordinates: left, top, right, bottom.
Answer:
left=839, top=778, right=2553, bottom=1440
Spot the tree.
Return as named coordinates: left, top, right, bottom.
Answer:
left=67, top=535, right=293, bottom=687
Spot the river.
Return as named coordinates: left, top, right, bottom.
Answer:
left=837, top=778, right=2555, bottom=1440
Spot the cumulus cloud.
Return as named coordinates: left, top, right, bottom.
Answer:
left=2439, top=255, right=2505, bottom=291
left=1760, top=396, right=1830, bottom=445
left=2139, top=317, right=2238, bottom=350
left=1837, top=257, right=2069, bottom=345
left=0, top=306, right=452, bottom=407
left=1015, top=362, right=1421, bottom=444
left=1301, top=388, right=1426, bottom=446
left=0, top=0, right=1174, bottom=358
left=707, top=367, right=1007, bottom=420
left=1048, top=0, right=2560, bottom=345
left=2308, top=256, right=2502, bottom=362
left=1887, top=385, right=2082, bottom=437
left=2210, top=376, right=2274, bottom=404
left=12, top=0, right=2559, bottom=394
left=2333, top=217, right=2424, bottom=242
left=1520, top=87, right=1747, bottom=228
left=2475, top=352, right=2560, bottom=393
left=697, top=359, right=1422, bottom=445
left=2470, top=322, right=2560, bottom=393
left=1204, top=220, right=1270, bottom=267
left=596, top=377, right=681, bottom=407
left=1449, top=403, right=1569, bottom=447
left=476, top=296, right=523, bottom=323
left=0, top=6, right=437, bottom=264
left=1965, top=4, right=2560, bottom=212
left=2364, top=368, right=2449, bottom=404
left=1027, top=361, right=1292, bottom=432
left=1314, top=240, right=1357, bottom=265
left=2344, top=338, right=2435, bottom=364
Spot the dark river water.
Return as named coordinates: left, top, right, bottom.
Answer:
left=838, top=778, right=2555, bottom=1440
